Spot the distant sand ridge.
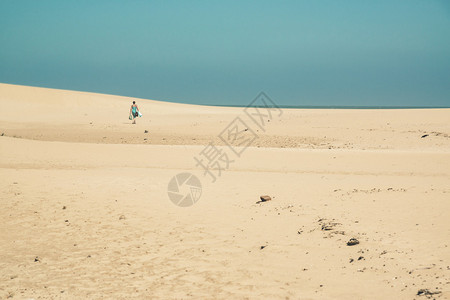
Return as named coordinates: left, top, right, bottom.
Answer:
left=1, top=83, right=449, bottom=299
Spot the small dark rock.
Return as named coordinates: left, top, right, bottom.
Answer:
left=260, top=195, right=271, bottom=202
left=260, top=245, right=266, bottom=250
left=417, top=288, right=441, bottom=297
left=349, top=258, right=354, bottom=263
left=144, top=130, right=148, bottom=133
left=358, top=256, right=365, bottom=261
left=62, top=206, right=66, bottom=210
left=1, top=133, right=4, bottom=136
left=321, top=224, right=333, bottom=231
left=119, top=215, right=126, bottom=220
left=347, top=238, right=360, bottom=246
left=321, top=222, right=340, bottom=231
left=34, top=256, right=40, bottom=262
left=421, top=134, right=429, bottom=138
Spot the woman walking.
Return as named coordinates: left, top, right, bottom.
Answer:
left=129, top=101, right=140, bottom=124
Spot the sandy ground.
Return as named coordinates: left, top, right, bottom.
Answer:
left=0, top=83, right=449, bottom=299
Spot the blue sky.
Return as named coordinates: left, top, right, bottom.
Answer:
left=1, top=0, right=449, bottom=106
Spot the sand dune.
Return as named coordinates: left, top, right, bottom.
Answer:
left=1, top=83, right=449, bottom=299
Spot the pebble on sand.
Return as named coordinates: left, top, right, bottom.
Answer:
left=347, top=238, right=360, bottom=246
left=259, top=195, right=271, bottom=202
left=417, top=288, right=441, bottom=297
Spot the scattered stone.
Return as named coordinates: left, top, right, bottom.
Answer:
left=119, top=215, right=126, bottom=220
left=62, top=206, right=66, bottom=210
left=65, top=220, right=69, bottom=222
left=417, top=288, right=441, bottom=297
left=319, top=219, right=341, bottom=231
left=421, top=134, right=429, bottom=138
left=260, top=245, right=266, bottom=250
left=144, top=130, right=148, bottom=133
left=260, top=195, right=271, bottom=202
left=349, top=258, right=354, bottom=263
left=321, top=224, right=334, bottom=231
left=34, top=256, right=40, bottom=262
left=347, top=238, right=360, bottom=246
left=1, top=133, right=4, bottom=136
left=358, top=256, right=365, bottom=261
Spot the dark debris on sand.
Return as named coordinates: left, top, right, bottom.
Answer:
left=256, top=195, right=272, bottom=204
left=417, top=288, right=441, bottom=298
left=347, top=238, right=360, bottom=246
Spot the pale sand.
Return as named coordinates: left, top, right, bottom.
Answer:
left=0, top=83, right=449, bottom=299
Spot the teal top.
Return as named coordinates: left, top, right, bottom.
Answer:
left=132, top=106, right=137, bottom=114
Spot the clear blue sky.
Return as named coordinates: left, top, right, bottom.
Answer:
left=1, top=0, right=449, bottom=106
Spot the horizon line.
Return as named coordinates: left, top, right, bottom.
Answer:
left=1, top=82, right=449, bottom=110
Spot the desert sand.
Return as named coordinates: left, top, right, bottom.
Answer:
left=1, top=83, right=449, bottom=299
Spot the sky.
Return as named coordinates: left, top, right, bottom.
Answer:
left=0, top=0, right=449, bottom=107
